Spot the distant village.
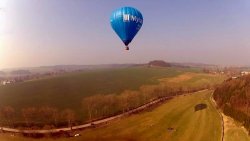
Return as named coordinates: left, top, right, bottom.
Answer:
left=202, top=67, right=250, bottom=79
left=0, top=80, right=15, bottom=85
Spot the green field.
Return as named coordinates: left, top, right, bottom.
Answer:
left=0, top=67, right=190, bottom=110
left=159, top=72, right=225, bottom=88
left=0, top=66, right=227, bottom=125
left=0, top=90, right=223, bottom=141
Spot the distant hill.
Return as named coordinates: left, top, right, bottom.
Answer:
left=148, top=60, right=218, bottom=68
left=172, top=62, right=218, bottom=68
left=148, top=60, right=171, bottom=67
left=10, top=70, right=31, bottom=75
left=184, top=63, right=217, bottom=67
left=214, top=75, right=250, bottom=133
left=44, top=64, right=136, bottom=71
left=2, top=64, right=136, bottom=74
left=1, top=61, right=218, bottom=75
left=0, top=71, right=5, bottom=76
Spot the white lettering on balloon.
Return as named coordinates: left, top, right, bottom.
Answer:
left=123, top=14, right=143, bottom=24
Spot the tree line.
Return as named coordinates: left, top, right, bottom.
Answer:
left=0, top=82, right=211, bottom=129
left=214, top=75, right=250, bottom=134
left=0, top=106, right=76, bottom=129
left=82, top=83, right=211, bottom=122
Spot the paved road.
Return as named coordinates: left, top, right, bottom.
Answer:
left=0, top=89, right=207, bottom=134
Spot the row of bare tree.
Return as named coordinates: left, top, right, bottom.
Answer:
left=82, top=84, right=209, bottom=122
left=0, top=106, right=75, bottom=129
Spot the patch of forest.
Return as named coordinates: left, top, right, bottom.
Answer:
left=214, top=75, right=250, bottom=134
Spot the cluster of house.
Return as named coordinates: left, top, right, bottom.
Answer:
left=241, top=71, right=250, bottom=76
left=0, top=80, right=15, bottom=86
left=231, top=71, right=250, bottom=79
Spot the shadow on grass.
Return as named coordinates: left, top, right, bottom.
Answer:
left=194, top=103, right=207, bottom=112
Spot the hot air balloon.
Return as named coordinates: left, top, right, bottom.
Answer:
left=110, top=7, right=143, bottom=50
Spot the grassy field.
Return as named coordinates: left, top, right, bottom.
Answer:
left=0, top=66, right=226, bottom=124
left=159, top=72, right=225, bottom=88
left=0, top=90, right=222, bottom=141
left=224, top=114, right=250, bottom=141
left=0, top=67, right=192, bottom=110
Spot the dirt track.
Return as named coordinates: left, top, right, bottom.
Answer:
left=211, top=92, right=224, bottom=141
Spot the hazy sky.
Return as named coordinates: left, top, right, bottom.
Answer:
left=1, top=0, right=250, bottom=69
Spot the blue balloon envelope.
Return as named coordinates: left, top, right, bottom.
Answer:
left=110, top=7, right=143, bottom=50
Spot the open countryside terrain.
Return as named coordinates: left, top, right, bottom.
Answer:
left=0, top=67, right=188, bottom=109
left=159, top=72, right=224, bottom=88
left=0, top=90, right=222, bottom=141
left=0, top=67, right=185, bottom=122
left=0, top=67, right=226, bottom=126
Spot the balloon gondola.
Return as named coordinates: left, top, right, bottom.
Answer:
left=110, top=7, right=143, bottom=50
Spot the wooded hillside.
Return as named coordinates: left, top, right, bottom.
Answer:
left=214, top=75, right=250, bottom=134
